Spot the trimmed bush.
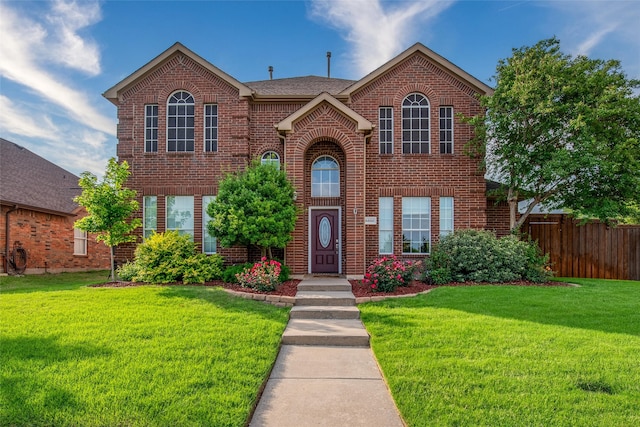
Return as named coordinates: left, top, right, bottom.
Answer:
left=363, top=255, right=416, bottom=292
left=132, top=231, right=223, bottom=284
left=424, top=229, right=552, bottom=284
left=115, top=261, right=138, bottom=281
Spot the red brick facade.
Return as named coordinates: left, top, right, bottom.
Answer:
left=105, top=43, right=500, bottom=277
left=1, top=205, right=110, bottom=274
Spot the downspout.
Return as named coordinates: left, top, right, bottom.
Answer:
left=4, top=205, right=18, bottom=273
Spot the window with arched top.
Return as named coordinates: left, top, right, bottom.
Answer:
left=261, top=151, right=280, bottom=169
left=167, top=91, right=195, bottom=152
left=402, top=93, right=430, bottom=154
left=311, top=156, right=340, bottom=197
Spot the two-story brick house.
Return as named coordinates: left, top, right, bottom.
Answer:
left=104, top=42, right=497, bottom=278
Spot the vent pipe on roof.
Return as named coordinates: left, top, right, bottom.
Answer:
left=327, top=52, right=331, bottom=79
left=268, top=66, right=273, bottom=80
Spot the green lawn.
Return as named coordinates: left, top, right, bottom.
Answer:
left=0, top=271, right=289, bottom=426
left=360, top=278, right=640, bottom=427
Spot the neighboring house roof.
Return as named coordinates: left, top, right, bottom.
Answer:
left=0, top=138, right=80, bottom=215
left=245, top=76, right=356, bottom=98
left=275, top=92, right=373, bottom=134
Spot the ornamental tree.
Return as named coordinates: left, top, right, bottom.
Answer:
left=465, top=38, right=640, bottom=231
left=207, top=160, right=298, bottom=258
left=74, top=158, right=141, bottom=280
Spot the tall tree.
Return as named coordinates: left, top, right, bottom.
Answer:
left=466, top=38, right=640, bottom=231
left=207, top=161, right=298, bottom=258
left=74, top=158, right=141, bottom=280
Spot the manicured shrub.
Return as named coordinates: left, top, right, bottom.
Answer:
left=363, top=255, right=415, bottom=292
left=132, top=231, right=223, bottom=284
left=222, top=263, right=254, bottom=284
left=116, top=261, right=138, bottom=281
left=236, top=258, right=282, bottom=292
left=424, top=229, right=552, bottom=284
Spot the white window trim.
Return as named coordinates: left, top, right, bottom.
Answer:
left=144, top=104, right=158, bottom=153
left=73, top=228, right=88, bottom=255
left=379, top=106, right=393, bottom=154
left=402, top=197, right=431, bottom=255
left=166, top=195, right=194, bottom=239
left=379, top=197, right=393, bottom=254
left=439, top=106, right=454, bottom=154
left=204, top=104, right=218, bottom=152
left=202, top=195, right=217, bottom=254
left=261, top=151, right=281, bottom=169
left=311, top=155, right=340, bottom=198
left=143, top=196, right=157, bottom=240
left=166, top=91, right=195, bottom=152
left=439, top=197, right=454, bottom=238
left=401, top=93, right=430, bottom=154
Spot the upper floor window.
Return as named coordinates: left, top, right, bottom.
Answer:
left=439, top=106, right=453, bottom=154
left=167, top=91, right=194, bottom=152
left=379, top=107, right=393, bottom=154
left=311, top=156, right=339, bottom=197
left=402, top=93, right=430, bottom=154
left=144, top=105, right=158, bottom=152
left=261, top=151, right=280, bottom=169
left=204, top=104, right=218, bottom=152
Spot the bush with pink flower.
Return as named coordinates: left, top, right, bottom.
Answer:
left=236, top=257, right=282, bottom=292
left=363, top=256, right=415, bottom=292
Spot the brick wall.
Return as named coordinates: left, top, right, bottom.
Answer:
left=0, top=205, right=110, bottom=274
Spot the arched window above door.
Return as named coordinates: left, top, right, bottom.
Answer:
left=311, top=155, right=340, bottom=197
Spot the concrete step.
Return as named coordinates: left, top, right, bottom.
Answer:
left=290, top=305, right=360, bottom=319
left=297, top=282, right=352, bottom=292
left=294, top=291, right=356, bottom=306
left=281, top=319, right=370, bottom=346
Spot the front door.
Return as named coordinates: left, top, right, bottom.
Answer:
left=311, top=209, right=340, bottom=273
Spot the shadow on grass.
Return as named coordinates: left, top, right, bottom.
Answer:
left=0, top=335, right=110, bottom=425
left=373, top=282, right=640, bottom=337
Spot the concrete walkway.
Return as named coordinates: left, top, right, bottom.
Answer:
left=249, top=277, right=405, bottom=427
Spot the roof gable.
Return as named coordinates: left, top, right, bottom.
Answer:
left=103, top=42, right=253, bottom=103
left=0, top=138, right=80, bottom=215
left=275, top=92, right=373, bottom=134
left=341, top=43, right=493, bottom=97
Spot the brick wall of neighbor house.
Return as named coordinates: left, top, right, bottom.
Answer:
left=486, top=201, right=513, bottom=237
left=0, top=205, right=110, bottom=274
left=110, top=44, right=496, bottom=276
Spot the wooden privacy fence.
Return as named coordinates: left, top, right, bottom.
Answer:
left=524, top=215, right=640, bottom=281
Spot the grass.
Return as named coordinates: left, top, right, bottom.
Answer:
left=0, top=271, right=290, bottom=426
left=360, top=278, right=640, bottom=427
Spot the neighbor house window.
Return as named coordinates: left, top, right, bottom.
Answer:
left=402, top=197, right=431, bottom=254
left=166, top=196, right=194, bottom=239
left=379, top=197, right=393, bottom=254
left=311, top=156, right=339, bottom=197
left=402, top=93, right=430, bottom=154
left=202, top=195, right=216, bottom=254
left=261, top=151, right=280, bottom=169
left=143, top=196, right=157, bottom=239
left=439, top=106, right=453, bottom=154
left=204, top=104, right=218, bottom=152
left=379, top=107, right=393, bottom=154
left=144, top=105, right=158, bottom=152
left=74, top=228, right=87, bottom=255
left=167, top=91, right=195, bottom=152
left=439, top=197, right=454, bottom=238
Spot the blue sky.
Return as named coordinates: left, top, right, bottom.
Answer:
left=1, top=0, right=639, bottom=177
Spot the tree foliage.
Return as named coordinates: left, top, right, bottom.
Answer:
left=207, top=161, right=298, bottom=258
left=465, top=38, right=640, bottom=230
left=74, top=158, right=141, bottom=280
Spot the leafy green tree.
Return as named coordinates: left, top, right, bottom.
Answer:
left=465, top=38, right=640, bottom=231
left=74, top=158, right=141, bottom=280
left=207, top=160, right=298, bottom=258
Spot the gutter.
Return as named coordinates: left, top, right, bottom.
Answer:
left=4, top=204, right=18, bottom=273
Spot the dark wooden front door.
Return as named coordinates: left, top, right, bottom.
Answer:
left=311, top=209, right=340, bottom=273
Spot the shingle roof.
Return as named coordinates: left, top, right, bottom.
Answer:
left=244, top=76, right=355, bottom=96
left=0, top=138, right=80, bottom=215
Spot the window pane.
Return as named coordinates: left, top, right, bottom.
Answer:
left=439, top=197, right=454, bottom=238
left=202, top=196, right=217, bottom=253
left=311, top=156, right=339, bottom=197
left=143, top=196, right=157, bottom=239
left=402, top=197, right=430, bottom=254
left=166, top=196, right=194, bottom=239
left=167, top=91, right=194, bottom=152
left=379, top=197, right=393, bottom=254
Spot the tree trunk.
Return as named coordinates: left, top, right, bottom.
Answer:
left=109, top=246, right=116, bottom=281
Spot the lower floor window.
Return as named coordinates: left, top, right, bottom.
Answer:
left=440, top=197, right=454, bottom=238
left=379, top=197, right=393, bottom=254
left=143, top=196, right=157, bottom=239
left=202, top=195, right=216, bottom=253
left=166, top=196, right=194, bottom=239
left=402, top=197, right=431, bottom=254
left=74, top=228, right=87, bottom=255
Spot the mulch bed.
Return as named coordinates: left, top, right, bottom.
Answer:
left=92, top=278, right=571, bottom=298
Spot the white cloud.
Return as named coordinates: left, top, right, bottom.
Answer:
left=0, top=1, right=114, bottom=136
left=0, top=95, right=61, bottom=140
left=310, top=0, right=454, bottom=76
